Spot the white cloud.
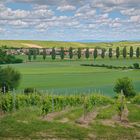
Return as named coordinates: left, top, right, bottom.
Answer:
left=57, top=5, right=76, bottom=12
left=0, top=27, right=5, bottom=33
left=75, top=4, right=96, bottom=18
left=130, top=15, right=140, bottom=23
left=0, top=0, right=140, bottom=40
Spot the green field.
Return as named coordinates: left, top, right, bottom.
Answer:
left=2, top=56, right=140, bottom=96
left=0, top=40, right=140, bottom=49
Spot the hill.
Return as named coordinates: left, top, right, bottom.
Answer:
left=0, top=40, right=140, bottom=49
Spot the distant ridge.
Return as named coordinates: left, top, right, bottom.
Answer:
left=75, top=39, right=140, bottom=43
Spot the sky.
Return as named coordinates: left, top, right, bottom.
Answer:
left=0, top=0, right=140, bottom=41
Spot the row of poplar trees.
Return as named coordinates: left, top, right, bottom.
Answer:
left=28, top=46, right=140, bottom=61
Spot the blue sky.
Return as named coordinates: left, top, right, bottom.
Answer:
left=0, top=0, right=140, bottom=41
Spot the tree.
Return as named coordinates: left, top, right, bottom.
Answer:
left=129, top=46, right=133, bottom=58
left=101, top=48, right=105, bottom=59
left=28, top=49, right=32, bottom=61
left=69, top=47, right=73, bottom=59
left=85, top=48, right=89, bottom=59
left=108, top=48, right=112, bottom=59
left=136, top=47, right=140, bottom=58
left=116, top=47, right=120, bottom=59
left=0, top=66, right=21, bottom=92
left=77, top=48, right=81, bottom=59
left=123, top=46, right=127, bottom=59
left=93, top=48, right=98, bottom=59
left=42, top=48, right=46, bottom=60
left=33, top=49, right=37, bottom=60
left=114, top=77, right=136, bottom=98
left=60, top=47, right=65, bottom=60
left=0, top=49, right=23, bottom=64
left=51, top=48, right=56, bottom=60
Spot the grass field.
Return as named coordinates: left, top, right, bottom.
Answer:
left=0, top=104, right=140, bottom=139
left=2, top=56, right=140, bottom=96
left=0, top=40, right=140, bottom=49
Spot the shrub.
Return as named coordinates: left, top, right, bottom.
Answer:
left=14, top=58, right=23, bottom=63
left=0, top=66, right=21, bottom=92
left=133, top=63, right=139, bottom=69
left=108, top=65, right=113, bottom=69
left=114, top=77, right=136, bottom=98
left=24, top=88, right=36, bottom=94
left=128, top=66, right=133, bottom=69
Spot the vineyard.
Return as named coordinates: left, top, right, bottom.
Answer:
left=0, top=43, right=140, bottom=139
left=0, top=93, right=140, bottom=139
left=0, top=93, right=113, bottom=114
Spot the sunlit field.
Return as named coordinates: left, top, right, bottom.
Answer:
left=2, top=55, right=140, bottom=96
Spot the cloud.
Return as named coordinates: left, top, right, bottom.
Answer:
left=0, top=27, right=5, bottom=33
left=130, top=15, right=140, bottom=23
left=57, top=5, right=76, bottom=11
left=75, top=4, right=96, bottom=18
left=0, top=0, right=140, bottom=40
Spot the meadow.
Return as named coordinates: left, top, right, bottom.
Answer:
left=2, top=55, right=140, bottom=96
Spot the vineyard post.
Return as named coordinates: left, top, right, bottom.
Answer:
left=52, top=96, right=54, bottom=112
left=12, top=89, right=16, bottom=112
left=83, top=95, right=87, bottom=120
left=120, top=89, right=124, bottom=121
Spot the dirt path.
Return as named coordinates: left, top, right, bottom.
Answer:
left=75, top=105, right=110, bottom=127
left=75, top=110, right=98, bottom=127
left=101, top=105, right=133, bottom=128
left=0, top=111, right=5, bottom=119
left=21, top=43, right=43, bottom=48
left=41, top=108, right=71, bottom=122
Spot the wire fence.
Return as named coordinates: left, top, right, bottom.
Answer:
left=10, top=86, right=115, bottom=97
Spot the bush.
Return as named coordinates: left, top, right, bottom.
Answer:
left=0, top=66, right=21, bottom=92
left=133, top=63, right=139, bottom=69
left=107, top=65, right=113, bottom=69
left=24, top=88, right=36, bottom=94
left=114, top=77, right=136, bottom=98
left=0, top=49, right=23, bottom=64
left=14, top=58, right=23, bottom=63
left=128, top=66, right=133, bottom=69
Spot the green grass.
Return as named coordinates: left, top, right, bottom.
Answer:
left=54, top=107, right=83, bottom=121
left=96, top=105, right=117, bottom=119
left=0, top=107, right=89, bottom=139
left=0, top=105, right=140, bottom=139
left=127, top=104, right=140, bottom=122
left=1, top=57, right=140, bottom=96
left=0, top=40, right=140, bottom=50
left=90, top=122, right=139, bottom=140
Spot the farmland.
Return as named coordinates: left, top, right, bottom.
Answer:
left=0, top=43, right=140, bottom=140
left=0, top=40, right=140, bottom=50
left=1, top=56, right=140, bottom=96
left=1, top=0, right=140, bottom=139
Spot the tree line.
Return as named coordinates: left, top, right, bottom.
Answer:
left=0, top=49, right=23, bottom=64
left=27, top=46, right=140, bottom=61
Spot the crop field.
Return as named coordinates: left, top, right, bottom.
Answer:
left=2, top=56, right=140, bottom=96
